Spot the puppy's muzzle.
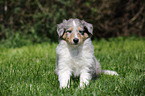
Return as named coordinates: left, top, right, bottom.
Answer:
left=73, top=38, right=79, bottom=44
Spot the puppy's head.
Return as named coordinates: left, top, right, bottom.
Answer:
left=57, top=19, right=93, bottom=45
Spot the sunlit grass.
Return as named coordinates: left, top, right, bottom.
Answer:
left=0, top=37, right=144, bottom=95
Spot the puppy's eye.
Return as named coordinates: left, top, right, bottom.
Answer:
left=67, top=30, right=72, bottom=33
left=79, top=30, right=84, bottom=34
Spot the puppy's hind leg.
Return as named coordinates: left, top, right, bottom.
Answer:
left=94, top=58, right=102, bottom=76
left=94, top=58, right=118, bottom=76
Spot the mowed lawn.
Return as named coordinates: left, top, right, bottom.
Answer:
left=0, top=37, right=144, bottom=96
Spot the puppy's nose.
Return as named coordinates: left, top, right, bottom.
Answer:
left=73, top=38, right=79, bottom=44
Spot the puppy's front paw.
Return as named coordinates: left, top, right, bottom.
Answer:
left=79, top=72, right=91, bottom=88
left=60, top=83, right=70, bottom=89
left=58, top=72, right=70, bottom=89
left=79, top=80, right=89, bottom=89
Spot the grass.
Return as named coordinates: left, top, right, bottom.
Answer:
left=0, top=37, right=144, bottom=96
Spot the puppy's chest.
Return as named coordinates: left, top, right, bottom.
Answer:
left=67, top=47, right=94, bottom=76
left=57, top=39, right=94, bottom=66
left=67, top=46, right=93, bottom=66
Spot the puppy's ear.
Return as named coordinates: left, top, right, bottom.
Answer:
left=81, top=20, right=93, bottom=35
left=57, top=19, right=67, bottom=37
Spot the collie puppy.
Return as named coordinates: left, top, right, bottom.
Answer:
left=55, top=19, right=118, bottom=89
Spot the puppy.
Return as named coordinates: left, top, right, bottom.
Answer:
left=55, top=19, right=118, bottom=89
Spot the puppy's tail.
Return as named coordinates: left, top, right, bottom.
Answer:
left=95, top=58, right=119, bottom=76
left=101, top=70, right=119, bottom=76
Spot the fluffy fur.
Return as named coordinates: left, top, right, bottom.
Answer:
left=55, top=19, right=118, bottom=89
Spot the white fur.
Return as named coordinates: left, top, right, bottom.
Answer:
left=73, top=20, right=77, bottom=27
left=101, top=70, right=119, bottom=76
left=72, top=20, right=78, bottom=38
left=55, top=38, right=118, bottom=89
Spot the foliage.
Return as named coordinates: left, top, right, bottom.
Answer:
left=0, top=37, right=144, bottom=95
left=0, top=0, right=145, bottom=44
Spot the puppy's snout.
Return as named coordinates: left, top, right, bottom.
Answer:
left=73, top=38, right=79, bottom=44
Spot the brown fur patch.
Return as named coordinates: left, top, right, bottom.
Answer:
left=78, top=32, right=89, bottom=44
left=62, top=32, right=74, bottom=44
left=78, top=27, right=82, bottom=31
left=77, top=33, right=83, bottom=43
left=69, top=27, right=73, bottom=31
left=68, top=33, right=74, bottom=44
left=62, top=33, right=67, bottom=39
left=84, top=33, right=89, bottom=38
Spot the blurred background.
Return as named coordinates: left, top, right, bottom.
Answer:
left=0, top=0, right=145, bottom=47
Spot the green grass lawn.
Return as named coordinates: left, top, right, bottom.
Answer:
left=0, top=37, right=144, bottom=96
